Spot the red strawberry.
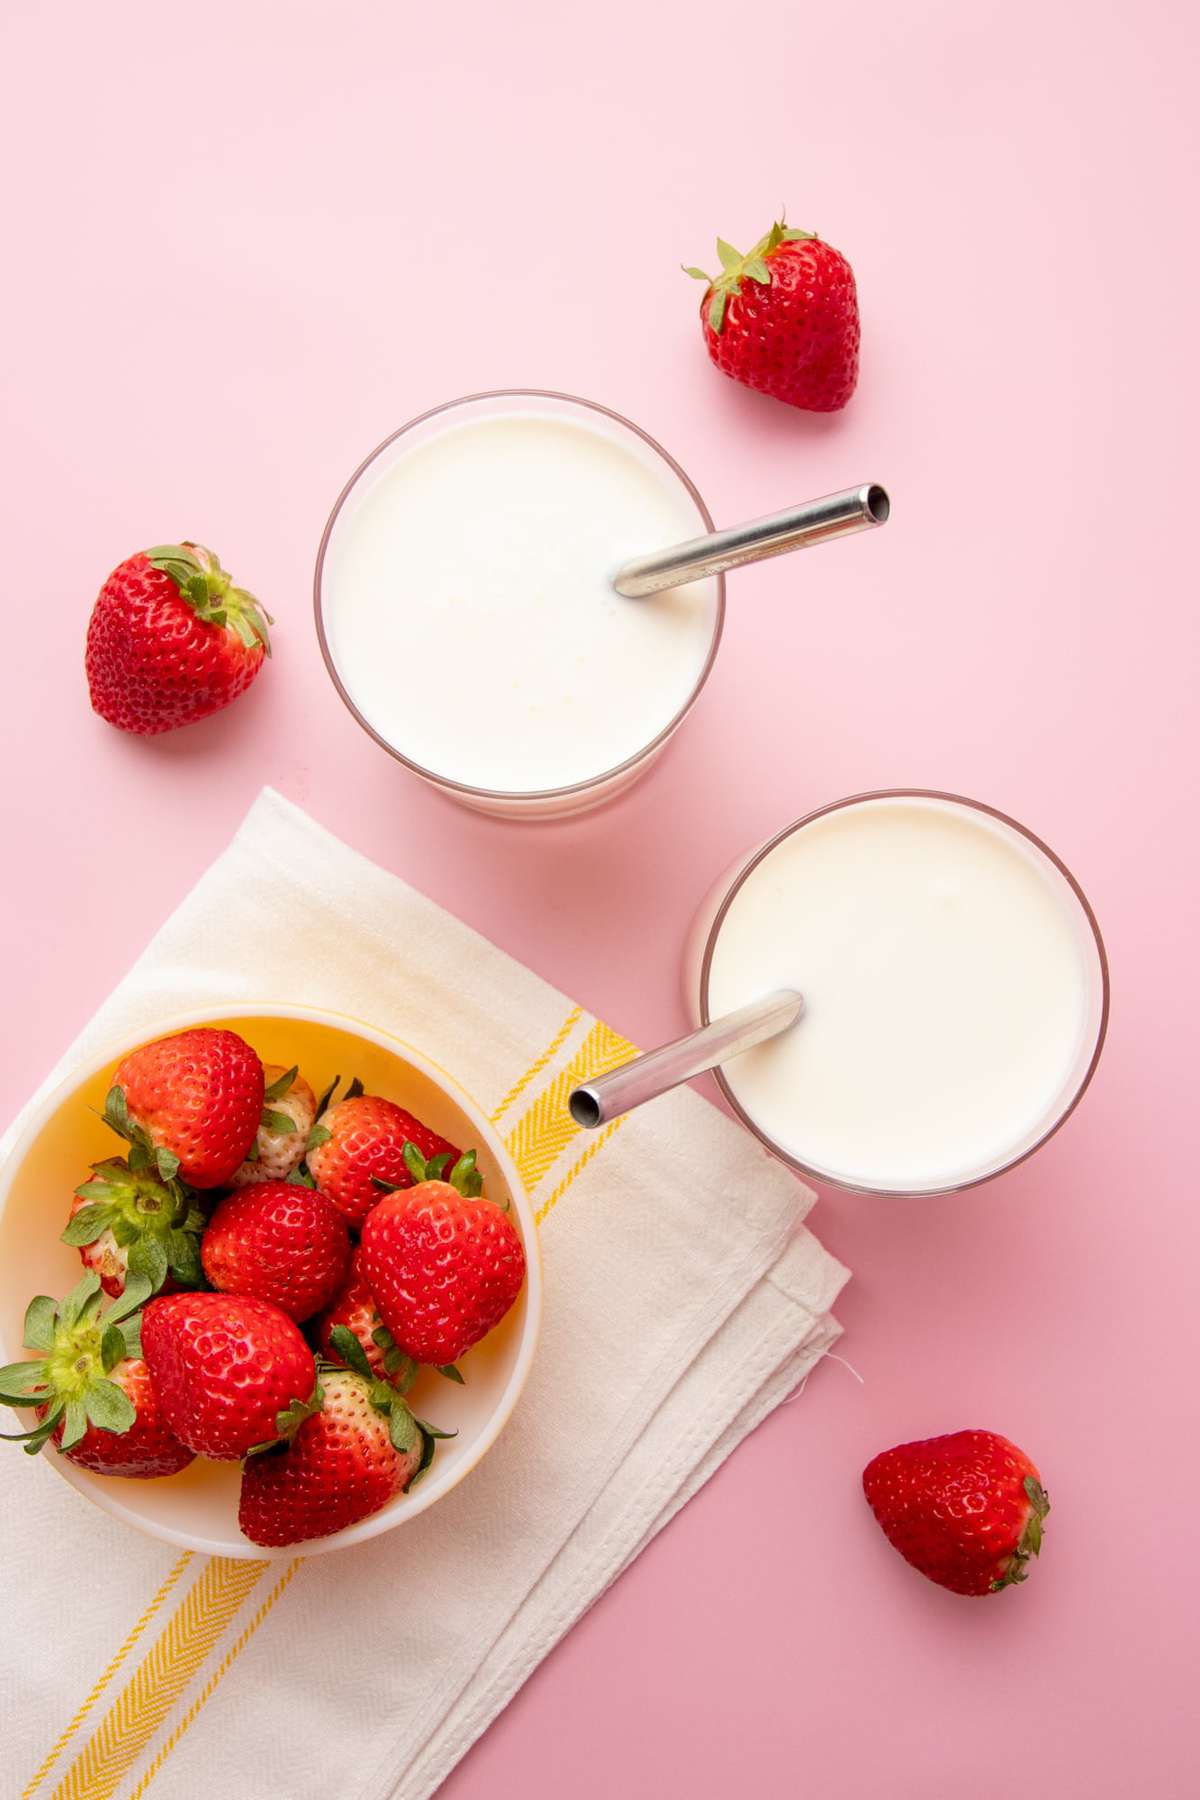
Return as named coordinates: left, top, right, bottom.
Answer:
left=863, top=1429, right=1051, bottom=1596
left=230, top=1063, right=316, bottom=1186
left=141, top=1291, right=317, bottom=1460
left=62, top=1157, right=206, bottom=1297
left=685, top=218, right=860, bottom=412
left=108, top=1027, right=264, bottom=1190
left=238, top=1366, right=427, bottom=1547
left=86, top=542, right=272, bottom=735
left=0, top=1274, right=193, bottom=1479
left=201, top=1180, right=350, bottom=1322
left=315, top=1246, right=392, bottom=1380
left=360, top=1150, right=526, bottom=1365
left=307, top=1093, right=461, bottom=1229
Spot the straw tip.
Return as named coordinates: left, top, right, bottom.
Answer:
left=866, top=484, right=890, bottom=523
left=568, top=1088, right=603, bottom=1129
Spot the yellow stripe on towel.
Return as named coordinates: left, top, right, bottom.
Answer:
left=21, top=1551, right=194, bottom=1799
left=505, top=1019, right=636, bottom=1191
left=48, top=1558, right=268, bottom=1800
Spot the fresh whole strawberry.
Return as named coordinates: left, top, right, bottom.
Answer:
left=307, top=1091, right=462, bottom=1229
left=86, top=542, right=272, bottom=735
left=685, top=217, right=860, bottom=412
left=201, top=1180, right=350, bottom=1322
left=231, top=1064, right=316, bottom=1186
left=141, top=1291, right=318, bottom=1460
left=315, top=1246, right=397, bottom=1382
left=314, top=1244, right=465, bottom=1385
left=62, top=1157, right=206, bottom=1297
left=863, top=1429, right=1050, bottom=1596
left=238, top=1328, right=449, bottom=1546
left=360, top=1148, right=526, bottom=1365
left=107, top=1027, right=264, bottom=1190
left=0, top=1273, right=193, bottom=1478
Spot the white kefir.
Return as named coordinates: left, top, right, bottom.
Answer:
left=703, top=796, right=1103, bottom=1191
left=320, top=405, right=720, bottom=798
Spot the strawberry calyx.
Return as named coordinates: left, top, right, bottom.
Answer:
left=683, top=218, right=816, bottom=334
left=64, top=1155, right=205, bottom=1293
left=146, top=543, right=273, bottom=657
left=989, top=1476, right=1052, bottom=1590
left=0, top=1273, right=151, bottom=1455
left=244, top=1381, right=325, bottom=1458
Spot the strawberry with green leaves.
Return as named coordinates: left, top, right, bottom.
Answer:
left=238, top=1327, right=452, bottom=1546
left=684, top=217, right=860, bottom=412
left=360, top=1147, right=525, bottom=1366
left=63, top=1157, right=206, bottom=1297
left=231, top=1063, right=317, bottom=1187
left=0, top=1273, right=193, bottom=1478
left=106, top=1026, right=264, bottom=1190
left=86, top=542, right=272, bottom=735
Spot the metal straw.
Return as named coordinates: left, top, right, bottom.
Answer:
left=568, top=989, right=805, bottom=1129
left=612, top=483, right=889, bottom=598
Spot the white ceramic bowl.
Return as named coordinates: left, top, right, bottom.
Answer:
left=0, top=1004, right=542, bottom=1559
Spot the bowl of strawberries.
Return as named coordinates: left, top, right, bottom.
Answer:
left=0, top=1006, right=540, bottom=1558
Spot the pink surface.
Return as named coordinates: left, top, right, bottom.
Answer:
left=1, top=2, right=1196, bottom=1793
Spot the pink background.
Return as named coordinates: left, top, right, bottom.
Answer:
left=2, top=1, right=1196, bottom=1793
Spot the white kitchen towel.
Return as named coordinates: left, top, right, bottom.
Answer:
left=0, top=787, right=848, bottom=1800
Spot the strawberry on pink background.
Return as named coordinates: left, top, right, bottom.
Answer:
left=108, top=1027, right=264, bottom=1190
left=685, top=217, right=860, bottom=412
left=86, top=543, right=272, bottom=735
left=862, top=1429, right=1050, bottom=1596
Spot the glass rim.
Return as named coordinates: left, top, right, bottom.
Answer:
left=697, top=787, right=1111, bottom=1197
left=313, top=388, right=727, bottom=804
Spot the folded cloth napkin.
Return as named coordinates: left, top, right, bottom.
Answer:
left=1, top=788, right=848, bottom=1800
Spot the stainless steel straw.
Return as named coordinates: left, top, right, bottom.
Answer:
left=568, top=989, right=805, bottom=1128
left=612, top=483, right=889, bottom=598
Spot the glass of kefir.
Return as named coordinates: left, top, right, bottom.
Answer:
left=684, top=792, right=1109, bottom=1195
left=316, top=391, right=724, bottom=818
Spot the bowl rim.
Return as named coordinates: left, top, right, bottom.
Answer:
left=0, top=1002, right=543, bottom=1559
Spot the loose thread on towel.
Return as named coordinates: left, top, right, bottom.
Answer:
left=781, top=1347, right=865, bottom=1405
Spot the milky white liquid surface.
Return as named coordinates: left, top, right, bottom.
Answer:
left=706, top=798, right=1098, bottom=1190
left=321, top=412, right=720, bottom=793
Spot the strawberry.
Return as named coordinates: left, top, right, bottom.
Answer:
left=238, top=1329, right=447, bottom=1546
left=230, top=1063, right=316, bottom=1186
left=313, top=1244, right=465, bottom=1385
left=684, top=218, right=859, bottom=412
left=86, top=542, right=272, bottom=735
left=141, top=1291, right=318, bottom=1460
left=314, top=1246, right=395, bottom=1382
left=360, top=1149, right=526, bottom=1365
left=307, top=1091, right=462, bottom=1229
left=62, top=1157, right=206, bottom=1297
left=201, top=1180, right=350, bottom=1322
left=107, top=1027, right=264, bottom=1190
left=863, top=1429, right=1051, bottom=1596
left=0, top=1273, right=193, bottom=1478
